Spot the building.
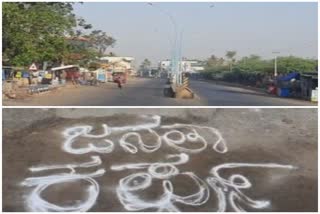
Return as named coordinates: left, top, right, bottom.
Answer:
left=98, top=56, right=136, bottom=81
left=159, top=60, right=205, bottom=73
left=99, top=56, right=135, bottom=73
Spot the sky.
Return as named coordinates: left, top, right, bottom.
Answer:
left=73, top=2, right=318, bottom=66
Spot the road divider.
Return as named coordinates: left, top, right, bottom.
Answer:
left=163, top=74, right=195, bottom=99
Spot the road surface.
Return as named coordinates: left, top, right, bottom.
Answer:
left=3, top=109, right=317, bottom=212
left=3, top=78, right=313, bottom=106
left=189, top=80, right=313, bottom=106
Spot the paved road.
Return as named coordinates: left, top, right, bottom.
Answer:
left=189, top=80, right=312, bottom=106
left=4, top=78, right=201, bottom=106
left=4, top=78, right=313, bottom=106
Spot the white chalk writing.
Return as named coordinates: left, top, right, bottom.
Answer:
left=21, top=156, right=105, bottom=212
left=21, top=115, right=296, bottom=212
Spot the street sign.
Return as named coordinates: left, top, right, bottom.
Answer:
left=29, top=63, right=38, bottom=71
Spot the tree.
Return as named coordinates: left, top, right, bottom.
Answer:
left=63, top=43, right=98, bottom=67
left=206, top=55, right=226, bottom=68
left=64, top=17, right=117, bottom=66
left=63, top=18, right=95, bottom=66
left=107, top=52, right=116, bottom=57
left=140, top=58, right=151, bottom=71
left=139, top=58, right=152, bottom=76
left=218, top=57, right=225, bottom=66
left=3, top=2, right=77, bottom=66
left=225, top=51, right=237, bottom=72
left=203, top=52, right=318, bottom=86
left=206, top=55, right=218, bottom=68
left=277, top=56, right=317, bottom=73
left=236, top=55, right=272, bottom=73
left=71, top=17, right=93, bottom=37
left=89, top=30, right=116, bottom=57
left=2, top=2, right=117, bottom=67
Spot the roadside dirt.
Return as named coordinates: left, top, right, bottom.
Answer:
left=3, top=112, right=317, bottom=212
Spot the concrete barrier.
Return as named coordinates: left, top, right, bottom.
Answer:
left=163, top=74, right=195, bottom=99
left=175, top=86, right=194, bottom=99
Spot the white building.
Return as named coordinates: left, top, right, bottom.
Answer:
left=159, top=60, right=204, bottom=73
left=99, top=56, right=135, bottom=73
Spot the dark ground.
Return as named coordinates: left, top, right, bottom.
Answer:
left=2, top=109, right=318, bottom=212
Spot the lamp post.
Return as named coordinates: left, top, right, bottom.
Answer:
left=272, top=51, right=280, bottom=77
left=148, top=3, right=182, bottom=85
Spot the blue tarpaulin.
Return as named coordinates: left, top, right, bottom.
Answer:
left=22, top=71, right=30, bottom=78
left=277, top=72, right=300, bottom=81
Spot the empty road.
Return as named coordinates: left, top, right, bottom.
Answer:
left=4, top=78, right=312, bottom=106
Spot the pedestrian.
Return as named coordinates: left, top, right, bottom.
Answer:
left=89, top=72, right=97, bottom=86
left=71, top=72, right=79, bottom=87
left=116, top=76, right=122, bottom=89
left=71, top=75, right=76, bottom=86
left=28, top=70, right=32, bottom=85
left=60, top=70, right=67, bottom=85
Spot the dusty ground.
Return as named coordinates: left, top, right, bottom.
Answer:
left=2, top=109, right=317, bottom=212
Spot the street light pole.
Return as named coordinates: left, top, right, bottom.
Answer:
left=148, top=3, right=181, bottom=85
left=272, top=51, right=280, bottom=77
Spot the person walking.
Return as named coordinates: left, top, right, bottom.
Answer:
left=116, top=76, right=122, bottom=89
left=71, top=71, right=80, bottom=87
left=61, top=70, right=67, bottom=84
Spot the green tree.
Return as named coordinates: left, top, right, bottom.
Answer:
left=204, top=55, right=228, bottom=74
left=3, top=2, right=77, bottom=66
left=207, top=55, right=225, bottom=67
left=140, top=58, right=151, bottom=71
left=225, top=51, right=237, bottom=72
left=64, top=18, right=116, bottom=66
left=236, top=55, right=273, bottom=73
left=277, top=56, right=317, bottom=73
left=202, top=53, right=318, bottom=86
left=206, top=55, right=218, bottom=67
left=89, top=30, right=116, bottom=57
left=3, top=2, right=117, bottom=68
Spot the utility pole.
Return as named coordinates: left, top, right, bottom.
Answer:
left=147, top=3, right=181, bottom=86
left=272, top=51, right=280, bottom=77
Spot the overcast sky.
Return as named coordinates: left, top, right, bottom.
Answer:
left=73, top=2, right=318, bottom=66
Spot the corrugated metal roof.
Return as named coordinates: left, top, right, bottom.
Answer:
left=51, top=65, right=79, bottom=71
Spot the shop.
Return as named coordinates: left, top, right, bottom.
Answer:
left=300, top=72, right=318, bottom=101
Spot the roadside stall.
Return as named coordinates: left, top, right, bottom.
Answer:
left=106, top=70, right=114, bottom=82
left=2, top=65, right=40, bottom=98
left=2, top=66, right=16, bottom=80
left=51, top=65, right=79, bottom=84
left=300, top=72, right=318, bottom=102
left=4, top=63, right=38, bottom=86
left=99, top=63, right=115, bottom=82
left=2, top=66, right=21, bottom=98
left=276, top=72, right=300, bottom=97
left=94, top=68, right=108, bottom=82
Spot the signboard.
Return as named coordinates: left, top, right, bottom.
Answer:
left=29, top=63, right=38, bottom=71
